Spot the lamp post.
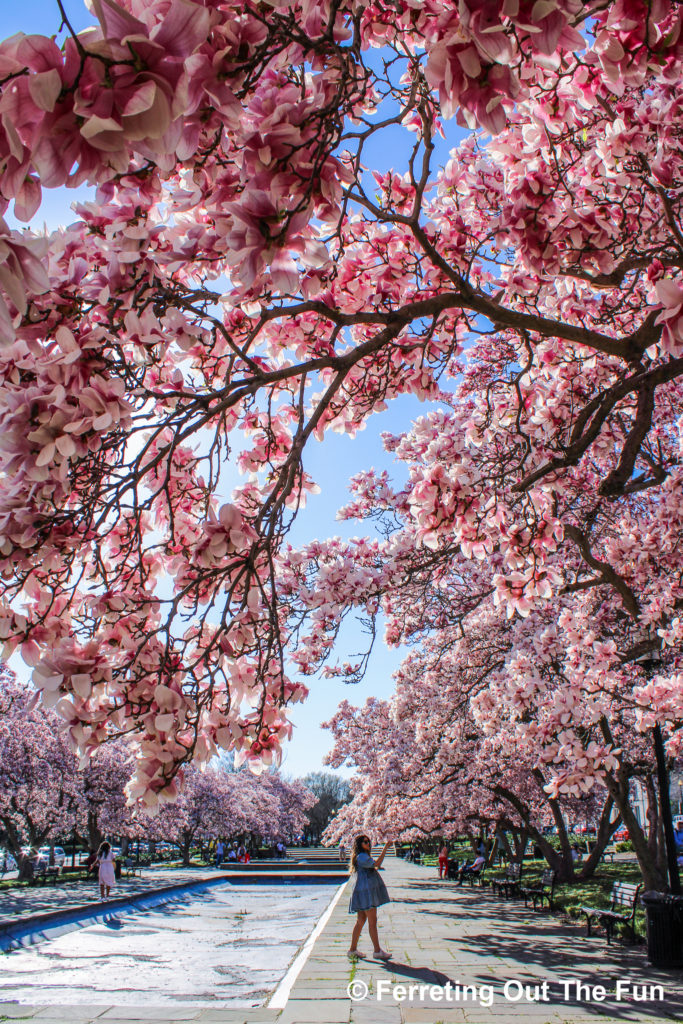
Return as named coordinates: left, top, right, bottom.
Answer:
left=637, top=647, right=681, bottom=895
left=652, top=723, right=681, bottom=895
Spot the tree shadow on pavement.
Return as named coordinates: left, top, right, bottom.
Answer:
left=456, top=930, right=683, bottom=1022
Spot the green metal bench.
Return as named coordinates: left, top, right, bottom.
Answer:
left=581, top=882, right=641, bottom=945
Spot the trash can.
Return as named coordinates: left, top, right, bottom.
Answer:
left=641, top=892, right=683, bottom=968
left=114, top=858, right=122, bottom=881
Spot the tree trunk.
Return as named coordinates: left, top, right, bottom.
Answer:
left=495, top=784, right=579, bottom=882
left=603, top=764, right=668, bottom=890
left=87, top=810, right=104, bottom=853
left=643, top=773, right=668, bottom=881
left=508, top=825, right=528, bottom=863
left=24, top=809, right=51, bottom=853
left=494, top=786, right=570, bottom=879
left=577, top=794, right=618, bottom=881
left=535, top=769, right=576, bottom=883
left=599, top=717, right=668, bottom=890
left=180, top=831, right=193, bottom=866
left=494, top=824, right=512, bottom=863
left=18, top=854, right=34, bottom=881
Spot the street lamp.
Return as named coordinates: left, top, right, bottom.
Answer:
left=636, top=646, right=681, bottom=895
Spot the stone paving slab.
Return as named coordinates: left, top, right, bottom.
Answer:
left=290, top=859, right=682, bottom=1024
left=32, top=1008, right=110, bottom=1019
left=1, top=858, right=682, bottom=1023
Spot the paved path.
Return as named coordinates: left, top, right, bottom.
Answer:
left=0, top=859, right=681, bottom=1024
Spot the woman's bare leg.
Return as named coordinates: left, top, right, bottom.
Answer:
left=366, top=907, right=381, bottom=951
left=350, top=910, right=367, bottom=950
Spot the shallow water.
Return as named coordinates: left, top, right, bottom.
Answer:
left=0, top=882, right=336, bottom=1006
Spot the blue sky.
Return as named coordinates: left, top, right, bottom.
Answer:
left=3, top=1, right=463, bottom=779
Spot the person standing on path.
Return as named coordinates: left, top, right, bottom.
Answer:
left=215, top=839, right=224, bottom=868
left=348, top=836, right=392, bottom=961
left=96, top=841, right=116, bottom=901
left=438, top=844, right=449, bottom=879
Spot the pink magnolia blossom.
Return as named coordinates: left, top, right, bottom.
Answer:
left=0, top=0, right=682, bottom=819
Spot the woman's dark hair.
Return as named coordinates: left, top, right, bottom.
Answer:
left=350, top=835, right=370, bottom=874
left=97, top=841, right=111, bottom=858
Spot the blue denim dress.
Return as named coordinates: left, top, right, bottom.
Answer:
left=349, top=852, right=390, bottom=912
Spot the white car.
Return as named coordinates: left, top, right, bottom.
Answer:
left=37, top=846, right=66, bottom=868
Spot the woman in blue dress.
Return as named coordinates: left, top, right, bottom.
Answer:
left=348, top=835, right=392, bottom=960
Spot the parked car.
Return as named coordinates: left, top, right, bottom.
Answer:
left=613, top=826, right=629, bottom=842
left=37, top=846, right=66, bottom=867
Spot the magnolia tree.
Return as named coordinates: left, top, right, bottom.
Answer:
left=0, top=0, right=683, bottom=812
left=0, top=669, right=311, bottom=861
left=262, top=772, right=316, bottom=841
left=76, top=740, right=143, bottom=851
left=144, top=764, right=313, bottom=863
left=0, top=669, right=143, bottom=854
left=301, top=771, right=352, bottom=841
left=322, top=640, right=626, bottom=884
left=303, top=403, right=681, bottom=886
left=145, top=764, right=244, bottom=864
left=0, top=668, right=79, bottom=857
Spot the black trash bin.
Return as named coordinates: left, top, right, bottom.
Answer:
left=114, top=857, right=122, bottom=881
left=641, top=892, right=683, bottom=968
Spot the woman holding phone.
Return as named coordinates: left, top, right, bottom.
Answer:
left=347, top=836, right=392, bottom=960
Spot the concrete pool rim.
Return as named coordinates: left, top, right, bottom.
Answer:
left=0, top=870, right=348, bottom=952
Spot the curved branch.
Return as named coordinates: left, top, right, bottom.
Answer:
left=564, top=525, right=640, bottom=618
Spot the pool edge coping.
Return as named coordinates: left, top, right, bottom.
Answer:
left=0, top=871, right=348, bottom=952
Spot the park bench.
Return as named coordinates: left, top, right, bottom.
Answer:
left=30, top=864, right=61, bottom=886
left=491, top=862, right=523, bottom=899
left=580, top=881, right=642, bottom=945
left=601, top=847, right=618, bottom=864
left=521, top=869, right=556, bottom=911
left=466, top=865, right=487, bottom=887
left=123, top=857, right=142, bottom=877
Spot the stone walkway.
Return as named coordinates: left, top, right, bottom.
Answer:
left=0, top=859, right=681, bottom=1024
